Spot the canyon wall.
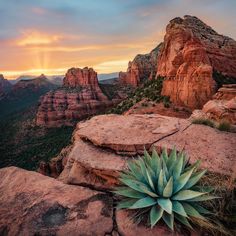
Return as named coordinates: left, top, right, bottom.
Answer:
left=36, top=67, right=120, bottom=127
left=157, top=15, right=236, bottom=109
left=119, top=43, right=163, bottom=86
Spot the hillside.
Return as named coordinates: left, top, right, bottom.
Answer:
left=0, top=74, right=58, bottom=119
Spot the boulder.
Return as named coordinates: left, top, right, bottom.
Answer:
left=0, top=167, right=113, bottom=236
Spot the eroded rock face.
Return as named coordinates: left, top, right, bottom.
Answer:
left=119, top=43, right=163, bottom=86
left=0, top=167, right=113, bottom=236
left=36, top=67, right=121, bottom=127
left=59, top=114, right=236, bottom=191
left=157, top=15, right=236, bottom=109
left=63, top=67, right=99, bottom=89
left=191, top=84, right=236, bottom=124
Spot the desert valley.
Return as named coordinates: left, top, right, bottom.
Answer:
left=0, top=1, right=236, bottom=235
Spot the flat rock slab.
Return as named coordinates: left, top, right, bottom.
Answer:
left=154, top=124, right=236, bottom=175
left=0, top=167, right=113, bottom=236
left=77, top=114, right=190, bottom=155
left=59, top=138, right=130, bottom=190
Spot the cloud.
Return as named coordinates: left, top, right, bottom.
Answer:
left=0, top=0, right=235, bottom=79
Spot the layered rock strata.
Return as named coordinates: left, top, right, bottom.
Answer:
left=157, top=15, right=236, bottom=109
left=59, top=114, right=236, bottom=191
left=119, top=43, right=163, bottom=86
left=36, top=67, right=121, bottom=127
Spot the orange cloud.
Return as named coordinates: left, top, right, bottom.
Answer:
left=17, top=30, right=62, bottom=47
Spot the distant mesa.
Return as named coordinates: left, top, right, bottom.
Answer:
left=36, top=67, right=122, bottom=127
left=119, top=15, right=236, bottom=109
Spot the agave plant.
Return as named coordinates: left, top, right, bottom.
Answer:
left=114, top=147, right=215, bottom=230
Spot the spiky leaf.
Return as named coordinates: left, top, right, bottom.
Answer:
left=114, top=187, right=146, bottom=199
left=172, top=201, right=187, bottom=217
left=183, top=169, right=207, bottom=189
left=150, top=206, right=163, bottom=228
left=157, top=198, right=172, bottom=214
left=162, top=212, right=174, bottom=230
left=182, top=202, right=205, bottom=219
left=163, top=177, right=173, bottom=197
left=172, top=190, right=206, bottom=201
left=129, top=197, right=156, bottom=209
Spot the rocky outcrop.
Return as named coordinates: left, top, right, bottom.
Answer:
left=119, top=43, right=163, bottom=86
left=59, top=114, right=236, bottom=191
left=36, top=67, right=121, bottom=127
left=63, top=67, right=99, bottom=89
left=157, top=15, right=236, bottom=109
left=191, top=84, right=236, bottom=125
left=0, top=74, right=12, bottom=98
left=0, top=167, right=113, bottom=235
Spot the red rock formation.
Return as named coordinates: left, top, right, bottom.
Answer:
left=157, top=15, right=236, bottom=109
left=191, top=84, right=236, bottom=125
left=63, top=67, right=99, bottom=89
left=0, top=74, right=12, bottom=98
left=36, top=67, right=121, bottom=127
left=119, top=43, right=163, bottom=86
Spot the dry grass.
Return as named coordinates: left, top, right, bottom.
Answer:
left=191, top=171, right=236, bottom=235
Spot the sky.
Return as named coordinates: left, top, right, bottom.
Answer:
left=0, top=0, right=236, bottom=79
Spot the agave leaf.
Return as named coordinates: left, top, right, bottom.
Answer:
left=185, top=160, right=201, bottom=172
left=172, top=190, right=206, bottom=201
left=167, top=147, right=177, bottom=169
left=152, top=149, right=161, bottom=177
left=191, top=203, right=212, bottom=214
left=175, top=214, right=193, bottom=229
left=145, top=167, right=156, bottom=191
left=161, top=147, right=168, bottom=165
left=183, top=170, right=207, bottom=189
left=127, top=162, right=144, bottom=182
left=157, top=169, right=164, bottom=195
left=114, top=187, right=146, bottom=199
left=192, top=186, right=214, bottom=193
left=162, top=212, right=174, bottom=230
left=172, top=154, right=183, bottom=180
left=182, top=202, right=205, bottom=219
left=182, top=153, right=189, bottom=171
left=163, top=177, right=173, bottom=197
left=162, top=157, right=169, bottom=180
left=138, top=158, right=149, bottom=184
left=187, top=195, right=219, bottom=202
left=117, top=199, right=137, bottom=209
left=173, top=167, right=195, bottom=193
left=150, top=206, right=164, bottom=228
left=172, top=201, right=187, bottom=217
left=157, top=198, right=172, bottom=214
left=119, top=178, right=158, bottom=197
left=129, top=196, right=156, bottom=209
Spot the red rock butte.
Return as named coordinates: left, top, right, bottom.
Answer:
left=36, top=67, right=120, bottom=127
left=119, top=15, right=236, bottom=109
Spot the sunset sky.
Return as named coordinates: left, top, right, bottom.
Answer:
left=1, top=0, right=236, bottom=79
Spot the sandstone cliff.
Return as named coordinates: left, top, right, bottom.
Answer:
left=36, top=67, right=121, bottom=127
left=119, top=43, right=163, bottom=86
left=157, top=15, right=236, bottom=109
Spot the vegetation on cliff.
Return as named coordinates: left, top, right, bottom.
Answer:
left=109, top=76, right=169, bottom=114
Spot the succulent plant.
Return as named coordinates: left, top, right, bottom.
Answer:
left=114, top=148, right=215, bottom=230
